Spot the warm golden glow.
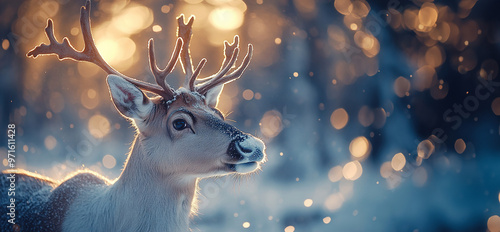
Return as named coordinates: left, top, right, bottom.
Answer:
left=418, top=3, right=438, bottom=27
left=44, top=136, right=57, bottom=150
left=349, top=136, right=370, bottom=158
left=394, top=76, right=411, bottom=97
left=328, top=165, right=343, bottom=182
left=102, top=154, right=117, bottom=169
left=323, top=216, right=332, bottom=224
left=391, top=153, right=406, bottom=171
left=242, top=89, right=254, bottom=100
left=342, top=161, right=362, bottom=181
left=358, top=106, right=374, bottom=127
left=81, top=89, right=99, bottom=110
left=380, top=161, right=393, bottom=178
left=112, top=5, right=154, bottom=35
left=330, top=108, right=349, bottom=130
left=152, top=25, right=162, bottom=32
left=454, top=139, right=466, bottom=154
left=325, top=193, right=344, bottom=211
left=96, top=37, right=136, bottom=68
left=2, top=39, right=10, bottom=50
left=209, top=7, right=244, bottom=30
left=284, top=225, right=295, bottom=232
left=242, top=222, right=250, bottom=228
left=488, top=215, right=500, bottom=232
left=413, top=66, right=436, bottom=91
left=88, top=114, right=111, bottom=139
left=425, top=46, right=444, bottom=68
left=260, top=110, right=283, bottom=138
left=334, top=0, right=353, bottom=16
left=417, top=139, right=435, bottom=159
left=492, top=97, right=500, bottom=116
left=304, top=199, right=313, bottom=207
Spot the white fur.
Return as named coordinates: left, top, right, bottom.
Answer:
left=55, top=75, right=266, bottom=231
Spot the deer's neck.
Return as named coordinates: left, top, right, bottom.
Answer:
left=109, top=136, right=197, bottom=231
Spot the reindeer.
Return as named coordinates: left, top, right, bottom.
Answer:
left=1, top=1, right=266, bottom=231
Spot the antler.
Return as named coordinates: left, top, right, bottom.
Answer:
left=27, top=0, right=180, bottom=100
left=176, top=16, right=253, bottom=95
left=177, top=15, right=208, bottom=92
left=27, top=0, right=254, bottom=101
left=196, top=36, right=253, bottom=95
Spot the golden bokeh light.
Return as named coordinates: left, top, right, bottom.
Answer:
left=349, top=136, right=371, bottom=158
left=96, top=37, right=136, bottom=68
left=418, top=3, right=438, bottom=27
left=111, top=5, right=154, bottom=35
left=242, top=221, right=250, bottom=228
left=492, top=97, right=500, bottom=116
left=328, top=165, right=343, bottom=182
left=102, top=154, right=117, bottom=169
left=325, top=193, right=344, bottom=212
left=342, top=161, right=362, bottom=181
left=380, top=161, right=393, bottom=178
left=372, top=108, right=387, bottom=129
left=488, top=215, right=500, bottom=232
left=304, top=199, right=313, bottom=207
left=425, top=46, right=445, bottom=68
left=454, top=139, right=466, bottom=154
left=358, top=106, right=374, bottom=127
left=417, top=139, right=435, bottom=159
left=391, top=153, right=406, bottom=171
left=330, top=108, right=349, bottom=130
left=2, top=39, right=10, bottom=50
left=394, top=76, right=411, bottom=97
left=81, top=89, right=99, bottom=110
left=184, top=0, right=203, bottom=4
left=284, top=225, right=295, bottom=232
left=293, top=0, right=316, bottom=15
left=323, top=216, right=332, bottom=224
left=260, top=110, right=283, bottom=138
left=152, top=25, right=162, bottom=32
left=209, top=6, right=244, bottom=30
left=350, top=0, right=370, bottom=18
left=242, top=89, right=254, bottom=100
left=413, top=66, right=436, bottom=91
left=44, top=136, right=57, bottom=150
left=88, top=114, right=111, bottom=139
left=334, top=0, right=353, bottom=16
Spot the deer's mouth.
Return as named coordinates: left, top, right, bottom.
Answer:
left=225, top=161, right=260, bottom=174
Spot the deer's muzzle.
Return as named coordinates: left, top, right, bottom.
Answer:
left=226, top=137, right=266, bottom=173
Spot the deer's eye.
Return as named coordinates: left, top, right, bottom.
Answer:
left=172, top=119, right=188, bottom=131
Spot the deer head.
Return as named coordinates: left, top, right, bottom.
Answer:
left=27, top=0, right=266, bottom=176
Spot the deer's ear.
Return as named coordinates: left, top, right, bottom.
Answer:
left=107, top=74, right=153, bottom=120
left=205, top=84, right=223, bottom=108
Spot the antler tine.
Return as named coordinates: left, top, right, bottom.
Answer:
left=188, top=58, right=207, bottom=91
left=195, top=35, right=240, bottom=86
left=26, top=0, right=174, bottom=98
left=177, top=15, right=195, bottom=87
left=197, top=44, right=253, bottom=95
left=148, top=38, right=183, bottom=99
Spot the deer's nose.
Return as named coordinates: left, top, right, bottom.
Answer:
left=228, top=137, right=265, bottom=162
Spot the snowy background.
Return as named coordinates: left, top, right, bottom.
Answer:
left=1, top=0, right=500, bottom=231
